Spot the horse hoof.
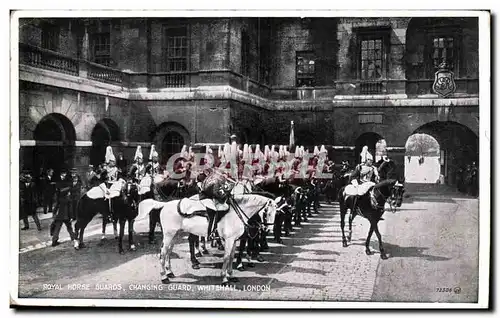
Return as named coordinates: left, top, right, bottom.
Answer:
left=192, top=263, right=200, bottom=270
left=380, top=254, right=388, bottom=260
left=202, top=249, right=209, bottom=255
left=237, top=264, right=245, bottom=271
left=365, top=250, right=373, bottom=256
left=130, top=245, right=137, bottom=251
left=342, top=241, right=348, bottom=248
left=161, top=278, right=170, bottom=284
left=167, top=272, right=175, bottom=278
left=195, top=252, right=202, bottom=258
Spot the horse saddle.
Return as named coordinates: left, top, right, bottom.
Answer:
left=138, top=177, right=152, bottom=195
left=176, top=195, right=229, bottom=218
left=344, top=181, right=375, bottom=197
left=86, top=181, right=124, bottom=200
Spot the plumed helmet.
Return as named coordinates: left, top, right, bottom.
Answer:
left=313, top=146, right=320, bottom=156
left=149, top=145, right=158, bottom=160
left=320, top=145, right=327, bottom=154
left=254, top=144, right=261, bottom=160
left=106, top=146, right=116, bottom=163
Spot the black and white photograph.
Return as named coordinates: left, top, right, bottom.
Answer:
left=9, top=9, right=490, bottom=309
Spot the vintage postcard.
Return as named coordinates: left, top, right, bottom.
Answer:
left=9, top=9, right=490, bottom=309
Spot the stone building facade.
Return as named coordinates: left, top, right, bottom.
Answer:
left=18, top=17, right=479, bottom=184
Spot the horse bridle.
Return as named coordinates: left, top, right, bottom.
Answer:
left=228, top=195, right=273, bottom=232
left=373, top=183, right=403, bottom=213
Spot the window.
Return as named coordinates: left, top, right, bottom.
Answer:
left=360, top=38, right=384, bottom=80
left=41, top=22, right=59, bottom=51
left=93, top=33, right=111, bottom=66
left=432, top=36, right=455, bottom=70
left=296, top=51, right=315, bottom=87
left=163, top=131, right=184, bottom=159
left=165, top=26, right=188, bottom=72
left=90, top=20, right=111, bottom=66
left=241, top=31, right=250, bottom=76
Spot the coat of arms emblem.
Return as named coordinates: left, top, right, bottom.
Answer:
left=432, top=64, right=456, bottom=98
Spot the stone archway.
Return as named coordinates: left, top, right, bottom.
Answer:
left=32, top=113, right=76, bottom=174
left=90, top=118, right=120, bottom=167
left=152, top=122, right=191, bottom=165
left=405, top=120, right=478, bottom=185
left=355, top=132, right=385, bottom=164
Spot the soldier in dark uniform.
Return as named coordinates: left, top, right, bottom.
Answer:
left=69, top=168, right=83, bottom=221
left=50, top=169, right=76, bottom=246
left=200, top=170, right=230, bottom=240
left=19, top=170, right=42, bottom=231
left=42, top=168, right=56, bottom=214
left=116, top=152, right=128, bottom=175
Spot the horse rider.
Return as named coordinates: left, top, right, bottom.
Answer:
left=200, top=169, right=231, bottom=240
left=146, top=145, right=161, bottom=178
left=129, top=146, right=146, bottom=184
left=19, top=169, right=42, bottom=231
left=116, top=152, right=128, bottom=175
left=346, top=147, right=380, bottom=214
left=50, top=168, right=76, bottom=247
left=102, top=146, right=120, bottom=222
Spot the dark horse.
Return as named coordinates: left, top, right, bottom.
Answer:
left=74, top=180, right=138, bottom=254
left=338, top=179, right=405, bottom=259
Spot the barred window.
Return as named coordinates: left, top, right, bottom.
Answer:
left=360, top=38, right=384, bottom=80
left=296, top=51, right=315, bottom=87
left=41, top=22, right=59, bottom=51
left=432, top=36, right=454, bottom=70
left=165, top=26, right=188, bottom=72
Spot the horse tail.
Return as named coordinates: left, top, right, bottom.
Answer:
left=136, top=199, right=167, bottom=222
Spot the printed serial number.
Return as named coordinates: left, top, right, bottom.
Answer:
left=436, top=287, right=453, bottom=292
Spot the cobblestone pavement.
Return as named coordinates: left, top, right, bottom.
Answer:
left=17, top=201, right=385, bottom=302
left=16, top=185, right=480, bottom=304
left=372, top=184, right=480, bottom=303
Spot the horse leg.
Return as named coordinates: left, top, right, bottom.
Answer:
left=194, top=235, right=204, bottom=258
left=373, top=222, right=387, bottom=259
left=221, top=238, right=236, bottom=285
left=159, top=232, right=176, bottom=284
left=235, top=236, right=247, bottom=271
left=348, top=208, right=356, bottom=243
left=101, top=218, right=107, bottom=241
left=118, top=219, right=126, bottom=254
left=188, top=234, right=201, bottom=269
left=200, top=236, right=209, bottom=254
left=227, top=239, right=239, bottom=282
left=113, top=220, right=118, bottom=239
left=74, top=219, right=89, bottom=250
left=365, top=224, right=375, bottom=256
left=128, top=219, right=136, bottom=251
left=340, top=205, right=348, bottom=248
left=165, top=232, right=177, bottom=279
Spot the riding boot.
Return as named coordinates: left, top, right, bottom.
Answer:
left=207, top=209, right=217, bottom=240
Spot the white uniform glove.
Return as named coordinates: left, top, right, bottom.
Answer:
left=351, top=179, right=359, bottom=186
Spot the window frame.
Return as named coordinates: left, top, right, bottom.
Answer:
left=40, top=22, right=60, bottom=52
left=355, top=27, right=391, bottom=81
left=89, top=20, right=112, bottom=67
left=424, top=26, right=461, bottom=78
left=163, top=24, right=189, bottom=73
left=295, top=50, right=316, bottom=87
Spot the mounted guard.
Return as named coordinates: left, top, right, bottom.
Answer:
left=343, top=147, right=380, bottom=214
left=129, top=146, right=146, bottom=183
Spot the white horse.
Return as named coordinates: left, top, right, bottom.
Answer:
left=137, top=193, right=277, bottom=285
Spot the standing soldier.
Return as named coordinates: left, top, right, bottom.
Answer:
left=116, top=152, right=128, bottom=176
left=20, top=170, right=42, bottom=231
left=50, top=169, right=75, bottom=246
left=129, top=146, right=146, bottom=184
left=42, top=168, right=56, bottom=214
left=85, top=165, right=99, bottom=190
left=69, top=168, right=83, bottom=221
